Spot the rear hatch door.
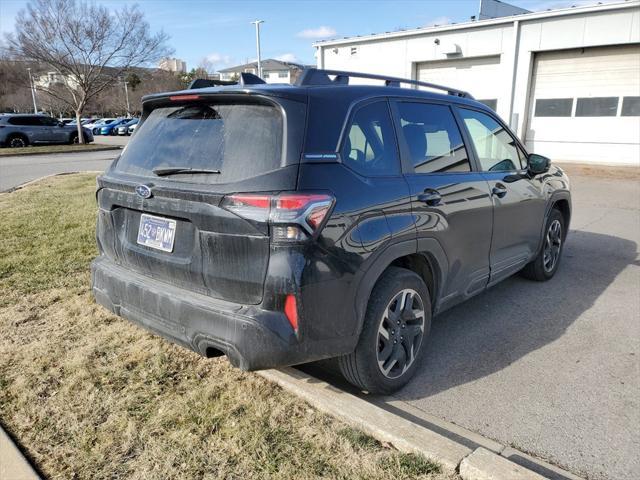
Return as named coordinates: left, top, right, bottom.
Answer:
left=96, top=92, right=306, bottom=305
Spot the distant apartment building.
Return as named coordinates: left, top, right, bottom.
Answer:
left=218, top=59, right=308, bottom=84
left=34, top=71, right=79, bottom=90
left=159, top=57, right=187, bottom=73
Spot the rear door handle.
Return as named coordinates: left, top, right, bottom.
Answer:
left=492, top=184, right=507, bottom=198
left=417, top=189, right=442, bottom=206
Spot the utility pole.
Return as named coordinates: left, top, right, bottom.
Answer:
left=27, top=67, right=37, bottom=113
left=251, top=20, right=264, bottom=78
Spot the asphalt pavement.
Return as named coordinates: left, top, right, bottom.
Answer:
left=0, top=137, right=126, bottom=192
left=312, top=167, right=640, bottom=480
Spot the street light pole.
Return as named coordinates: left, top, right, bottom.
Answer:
left=251, top=20, right=264, bottom=78
left=123, top=77, right=131, bottom=117
left=27, top=67, right=37, bottom=113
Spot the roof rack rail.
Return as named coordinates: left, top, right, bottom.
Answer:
left=296, top=68, right=474, bottom=99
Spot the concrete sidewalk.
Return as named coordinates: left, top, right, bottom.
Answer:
left=0, top=426, right=40, bottom=480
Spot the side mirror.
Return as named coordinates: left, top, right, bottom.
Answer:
left=58, top=121, right=65, bottom=127
left=528, top=153, right=551, bottom=175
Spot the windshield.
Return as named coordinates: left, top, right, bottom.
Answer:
left=113, top=101, right=283, bottom=184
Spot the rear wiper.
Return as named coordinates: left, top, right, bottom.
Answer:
left=152, top=167, right=221, bottom=176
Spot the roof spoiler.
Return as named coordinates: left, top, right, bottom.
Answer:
left=188, top=72, right=266, bottom=90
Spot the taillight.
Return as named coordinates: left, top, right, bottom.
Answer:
left=284, top=294, right=298, bottom=332
left=169, top=94, right=201, bottom=101
left=221, top=192, right=334, bottom=242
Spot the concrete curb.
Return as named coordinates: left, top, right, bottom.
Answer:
left=0, top=426, right=41, bottom=480
left=0, top=145, right=121, bottom=158
left=258, top=367, right=584, bottom=480
left=2, top=170, right=104, bottom=194
left=460, top=448, right=545, bottom=480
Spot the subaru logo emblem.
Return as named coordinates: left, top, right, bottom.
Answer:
left=135, top=184, right=152, bottom=199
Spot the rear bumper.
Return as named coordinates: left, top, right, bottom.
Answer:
left=91, top=256, right=350, bottom=370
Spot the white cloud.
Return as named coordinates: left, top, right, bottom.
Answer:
left=275, top=53, right=298, bottom=63
left=424, top=16, right=453, bottom=27
left=297, top=26, right=337, bottom=39
left=205, top=53, right=233, bottom=65
left=517, top=0, right=619, bottom=11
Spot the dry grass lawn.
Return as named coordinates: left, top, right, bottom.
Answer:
left=0, top=174, right=456, bottom=480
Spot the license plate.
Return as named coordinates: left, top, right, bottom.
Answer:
left=137, top=214, right=177, bottom=252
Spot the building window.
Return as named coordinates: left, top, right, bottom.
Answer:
left=575, top=97, right=618, bottom=117
left=621, top=96, right=640, bottom=117
left=478, top=99, right=497, bottom=111
left=534, top=98, right=573, bottom=117
left=278, top=71, right=288, bottom=78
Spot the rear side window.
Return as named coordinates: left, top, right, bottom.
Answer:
left=114, top=101, right=282, bottom=183
left=8, top=117, right=37, bottom=126
left=340, top=101, right=400, bottom=176
left=397, top=102, right=470, bottom=174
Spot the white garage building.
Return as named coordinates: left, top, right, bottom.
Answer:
left=314, top=1, right=640, bottom=165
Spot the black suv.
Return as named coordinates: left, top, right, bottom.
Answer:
left=92, top=69, right=571, bottom=394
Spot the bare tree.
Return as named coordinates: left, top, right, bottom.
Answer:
left=6, top=0, right=171, bottom=142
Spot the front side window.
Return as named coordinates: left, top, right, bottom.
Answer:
left=459, top=108, right=524, bottom=172
left=397, top=102, right=470, bottom=173
left=39, top=117, right=59, bottom=126
left=340, top=101, right=399, bottom=176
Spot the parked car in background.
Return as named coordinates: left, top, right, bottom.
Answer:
left=99, top=118, right=128, bottom=136
left=0, top=113, right=93, bottom=147
left=86, top=118, right=116, bottom=134
left=91, top=70, right=571, bottom=394
left=127, top=123, right=137, bottom=135
left=117, top=118, right=139, bottom=135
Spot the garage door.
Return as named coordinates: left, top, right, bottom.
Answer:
left=416, top=56, right=502, bottom=112
left=525, top=45, right=640, bottom=165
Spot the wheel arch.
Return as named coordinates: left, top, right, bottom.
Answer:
left=551, top=197, right=571, bottom=238
left=7, top=132, right=29, bottom=145
left=353, top=238, right=448, bottom=341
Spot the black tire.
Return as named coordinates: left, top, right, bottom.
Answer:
left=69, top=133, right=79, bottom=144
left=521, top=208, right=565, bottom=281
left=338, top=266, right=431, bottom=394
left=7, top=134, right=28, bottom=148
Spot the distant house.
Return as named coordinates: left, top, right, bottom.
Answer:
left=218, top=59, right=308, bottom=84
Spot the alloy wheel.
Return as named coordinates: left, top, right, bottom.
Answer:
left=376, top=288, right=425, bottom=379
left=543, top=219, right=562, bottom=273
left=9, top=137, right=26, bottom=148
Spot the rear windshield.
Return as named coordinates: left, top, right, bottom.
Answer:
left=114, top=100, right=283, bottom=183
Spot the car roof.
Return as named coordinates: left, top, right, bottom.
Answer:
left=143, top=82, right=486, bottom=109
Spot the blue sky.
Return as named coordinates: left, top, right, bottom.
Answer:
left=0, top=0, right=619, bottom=71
